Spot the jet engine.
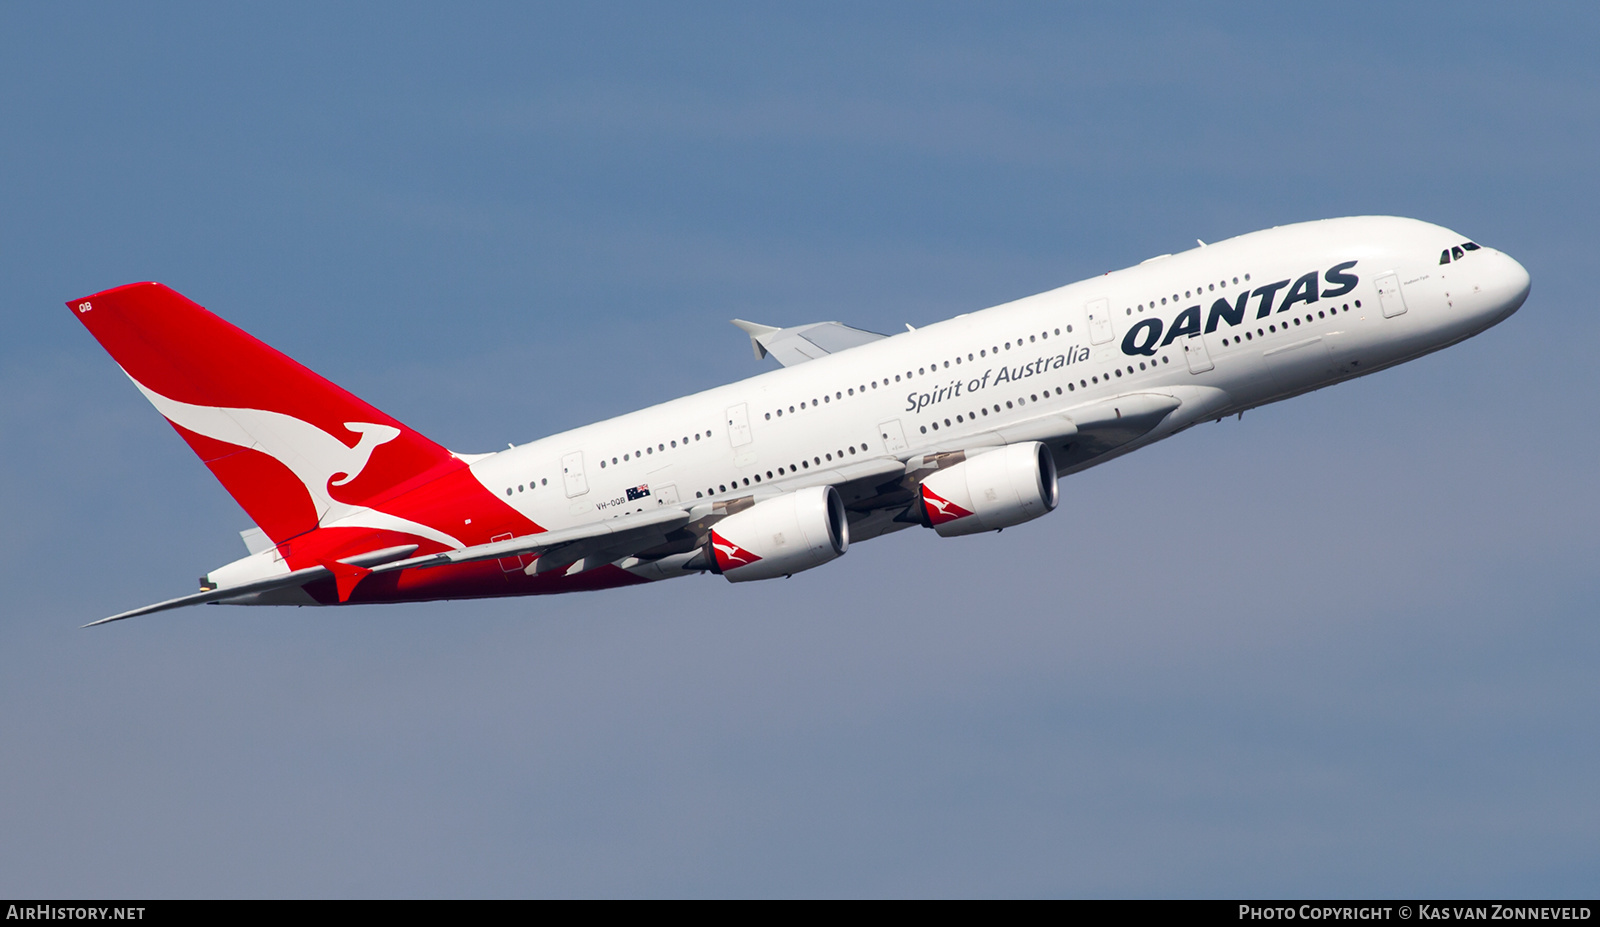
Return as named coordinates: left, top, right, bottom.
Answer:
left=707, top=485, right=850, bottom=582
left=916, top=441, right=1059, bottom=537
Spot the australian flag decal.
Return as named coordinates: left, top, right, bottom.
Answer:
left=626, top=484, right=651, bottom=501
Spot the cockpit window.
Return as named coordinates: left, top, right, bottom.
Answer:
left=1441, top=241, right=1482, bottom=265
left=1452, top=246, right=1465, bottom=260
left=1462, top=241, right=1480, bottom=251
left=1440, top=249, right=1451, bottom=265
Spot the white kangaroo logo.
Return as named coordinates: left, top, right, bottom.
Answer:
left=711, top=534, right=758, bottom=568
left=129, top=373, right=464, bottom=550
left=920, top=486, right=969, bottom=521
left=328, top=421, right=401, bottom=486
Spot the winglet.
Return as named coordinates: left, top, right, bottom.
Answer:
left=730, top=319, right=780, bottom=360
left=729, top=319, right=888, bottom=367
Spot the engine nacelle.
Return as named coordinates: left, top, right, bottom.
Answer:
left=707, top=485, right=850, bottom=582
left=917, top=441, right=1059, bottom=537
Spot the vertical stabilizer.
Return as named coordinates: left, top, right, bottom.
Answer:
left=67, top=283, right=460, bottom=545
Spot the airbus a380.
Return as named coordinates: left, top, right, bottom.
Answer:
left=69, top=216, right=1529, bottom=626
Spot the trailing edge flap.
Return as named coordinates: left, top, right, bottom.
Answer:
left=730, top=319, right=887, bottom=367
left=370, top=508, right=692, bottom=575
left=82, top=544, right=418, bottom=627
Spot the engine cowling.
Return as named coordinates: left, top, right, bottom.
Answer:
left=707, top=485, right=850, bottom=582
left=917, top=441, right=1059, bottom=537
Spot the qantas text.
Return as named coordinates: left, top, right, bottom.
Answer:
left=1122, top=260, right=1359, bottom=356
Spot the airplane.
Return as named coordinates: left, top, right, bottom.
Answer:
left=67, top=216, right=1530, bottom=627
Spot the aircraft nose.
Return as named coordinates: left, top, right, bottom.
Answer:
left=1479, top=249, right=1531, bottom=323
left=1454, top=247, right=1529, bottom=332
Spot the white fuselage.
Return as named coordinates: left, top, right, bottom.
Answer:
left=462, top=216, right=1529, bottom=579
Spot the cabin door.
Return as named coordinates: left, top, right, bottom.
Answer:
left=561, top=450, right=588, bottom=497
left=1085, top=297, right=1114, bottom=345
left=879, top=419, right=909, bottom=454
left=726, top=403, right=753, bottom=447
left=491, top=532, right=526, bottom=573
left=1376, top=273, right=1408, bottom=318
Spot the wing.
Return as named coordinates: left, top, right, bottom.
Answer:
left=368, top=508, right=691, bottom=577
left=731, top=319, right=887, bottom=366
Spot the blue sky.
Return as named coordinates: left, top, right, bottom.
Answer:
left=2, top=3, right=1596, bottom=897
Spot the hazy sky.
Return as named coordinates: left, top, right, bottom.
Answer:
left=3, top=3, right=1596, bottom=897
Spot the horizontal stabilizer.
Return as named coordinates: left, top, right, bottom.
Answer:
left=730, top=319, right=887, bottom=367
left=83, top=544, right=417, bottom=628
left=84, top=565, right=331, bottom=628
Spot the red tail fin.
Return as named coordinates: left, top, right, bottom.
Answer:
left=68, top=283, right=460, bottom=545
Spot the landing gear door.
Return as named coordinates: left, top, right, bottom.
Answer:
left=1182, top=335, right=1214, bottom=374
left=1085, top=297, right=1114, bottom=345
left=561, top=450, right=588, bottom=497
left=1376, top=273, right=1408, bottom=318
left=491, top=532, right=526, bottom=573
